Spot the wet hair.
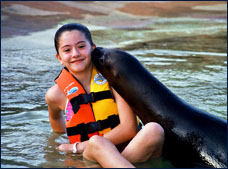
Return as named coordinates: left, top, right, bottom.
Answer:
left=54, top=23, right=94, bottom=54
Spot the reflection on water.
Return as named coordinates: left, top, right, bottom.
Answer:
left=1, top=16, right=227, bottom=168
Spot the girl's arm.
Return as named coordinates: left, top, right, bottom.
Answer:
left=103, top=87, right=138, bottom=145
left=45, top=85, right=66, bottom=133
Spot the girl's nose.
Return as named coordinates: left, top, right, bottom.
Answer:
left=72, top=47, right=80, bottom=57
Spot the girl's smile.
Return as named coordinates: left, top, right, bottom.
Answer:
left=70, top=58, right=85, bottom=64
left=71, top=59, right=83, bottom=62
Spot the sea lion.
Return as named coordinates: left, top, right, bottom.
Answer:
left=92, top=47, right=227, bottom=168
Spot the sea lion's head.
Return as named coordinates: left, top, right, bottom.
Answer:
left=92, top=47, right=142, bottom=85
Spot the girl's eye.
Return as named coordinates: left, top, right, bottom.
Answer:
left=78, top=45, right=85, bottom=49
left=64, top=49, right=70, bottom=52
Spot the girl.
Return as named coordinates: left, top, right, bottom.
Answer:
left=45, top=23, right=164, bottom=167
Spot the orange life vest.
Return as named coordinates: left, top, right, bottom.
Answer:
left=55, top=67, right=119, bottom=143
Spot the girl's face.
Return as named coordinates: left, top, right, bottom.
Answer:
left=56, top=30, right=95, bottom=74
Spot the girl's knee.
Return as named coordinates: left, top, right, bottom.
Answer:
left=83, top=135, right=105, bottom=160
left=88, top=135, right=105, bottom=150
left=142, top=122, right=165, bottom=147
left=144, top=122, right=164, bottom=137
left=88, top=135, right=114, bottom=150
left=142, top=123, right=164, bottom=158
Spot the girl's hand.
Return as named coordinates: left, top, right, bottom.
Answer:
left=56, top=143, right=74, bottom=153
left=56, top=141, right=88, bottom=154
left=77, top=141, right=88, bottom=153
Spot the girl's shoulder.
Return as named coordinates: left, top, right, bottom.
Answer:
left=45, top=84, right=66, bottom=109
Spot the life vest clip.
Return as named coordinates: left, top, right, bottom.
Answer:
left=81, top=92, right=95, bottom=104
left=66, top=114, right=120, bottom=142
left=86, top=121, right=101, bottom=133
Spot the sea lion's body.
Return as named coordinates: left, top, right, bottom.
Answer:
left=92, top=47, right=227, bottom=168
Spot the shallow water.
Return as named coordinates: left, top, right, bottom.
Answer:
left=1, top=16, right=227, bottom=168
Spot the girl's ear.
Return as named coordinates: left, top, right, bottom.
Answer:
left=56, top=54, right=64, bottom=65
left=92, top=44, right=96, bottom=51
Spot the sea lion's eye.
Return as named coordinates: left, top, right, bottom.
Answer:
left=99, top=56, right=105, bottom=65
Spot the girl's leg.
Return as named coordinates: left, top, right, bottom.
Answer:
left=83, top=135, right=135, bottom=168
left=121, top=122, right=164, bottom=163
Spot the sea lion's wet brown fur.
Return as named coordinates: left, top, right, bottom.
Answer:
left=92, top=47, right=227, bottom=168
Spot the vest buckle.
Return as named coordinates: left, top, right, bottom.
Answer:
left=81, top=93, right=95, bottom=104
left=86, top=121, right=101, bottom=133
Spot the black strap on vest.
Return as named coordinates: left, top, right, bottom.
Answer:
left=67, top=114, right=120, bottom=142
left=70, top=90, right=113, bottom=113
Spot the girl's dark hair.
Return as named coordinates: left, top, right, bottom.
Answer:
left=54, top=23, right=94, bottom=54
